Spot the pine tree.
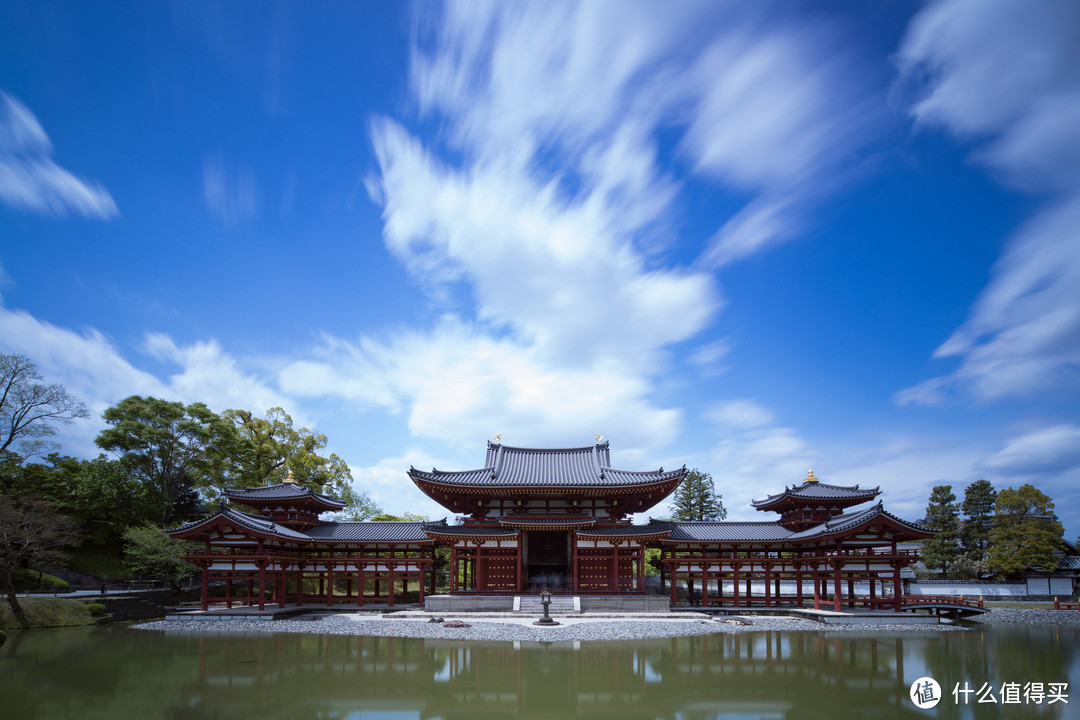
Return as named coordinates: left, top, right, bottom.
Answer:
left=922, top=484, right=960, bottom=574
left=960, top=479, right=996, bottom=564
left=671, top=469, right=726, bottom=521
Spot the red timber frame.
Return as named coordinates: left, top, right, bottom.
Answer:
left=660, top=518, right=926, bottom=611
left=173, top=517, right=438, bottom=611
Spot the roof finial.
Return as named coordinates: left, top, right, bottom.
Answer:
left=595, top=433, right=605, bottom=444
left=804, top=469, right=818, bottom=484
left=284, top=468, right=298, bottom=484
left=493, top=433, right=502, bottom=443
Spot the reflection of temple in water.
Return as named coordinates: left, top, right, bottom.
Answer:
left=170, top=631, right=937, bottom=720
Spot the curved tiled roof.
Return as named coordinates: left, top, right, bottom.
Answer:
left=576, top=525, right=671, bottom=539
left=751, top=481, right=880, bottom=509
left=651, top=520, right=795, bottom=543
left=785, top=502, right=930, bottom=541
left=422, top=524, right=520, bottom=539
left=499, top=514, right=595, bottom=528
left=304, top=521, right=437, bottom=543
left=224, top=482, right=345, bottom=510
left=410, top=442, right=686, bottom=488
left=170, top=506, right=312, bottom=541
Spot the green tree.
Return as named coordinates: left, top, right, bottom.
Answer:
left=922, top=484, right=960, bottom=573
left=335, top=484, right=384, bottom=520
left=368, top=512, right=427, bottom=522
left=96, top=396, right=240, bottom=524
left=670, top=469, right=726, bottom=521
left=987, top=484, right=1064, bottom=576
left=66, top=455, right=157, bottom=545
left=122, top=524, right=198, bottom=591
left=960, top=479, right=996, bottom=564
left=0, top=495, right=78, bottom=618
left=0, top=353, right=89, bottom=461
left=221, top=407, right=354, bottom=495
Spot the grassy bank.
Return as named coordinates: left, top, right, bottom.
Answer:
left=0, top=597, right=98, bottom=629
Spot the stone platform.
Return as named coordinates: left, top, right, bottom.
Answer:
left=423, top=594, right=671, bottom=614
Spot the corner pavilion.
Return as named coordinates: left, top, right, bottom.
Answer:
left=170, top=441, right=932, bottom=612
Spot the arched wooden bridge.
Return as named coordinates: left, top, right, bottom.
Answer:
left=900, top=594, right=989, bottom=617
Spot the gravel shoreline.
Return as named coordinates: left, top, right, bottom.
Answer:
left=970, top=608, right=1080, bottom=626
left=133, top=612, right=980, bottom=642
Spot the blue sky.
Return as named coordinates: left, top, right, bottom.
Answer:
left=2, top=1, right=1078, bottom=537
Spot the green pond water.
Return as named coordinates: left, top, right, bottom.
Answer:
left=2, top=623, right=1077, bottom=719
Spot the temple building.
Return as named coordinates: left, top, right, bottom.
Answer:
left=170, top=441, right=931, bottom=612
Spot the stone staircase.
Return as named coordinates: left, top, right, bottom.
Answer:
left=515, top=595, right=580, bottom=614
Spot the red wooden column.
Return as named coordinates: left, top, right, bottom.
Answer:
left=388, top=562, right=396, bottom=607
left=257, top=560, right=267, bottom=612
left=669, top=561, right=678, bottom=606
left=200, top=561, right=209, bottom=611
left=571, top=534, right=579, bottom=593
left=225, top=576, right=233, bottom=609
left=450, top=546, right=458, bottom=593
left=732, top=561, right=741, bottom=608
left=893, top=562, right=902, bottom=612
left=418, top=560, right=425, bottom=605
left=832, top=559, right=842, bottom=613
left=296, top=565, right=305, bottom=606
left=358, top=567, right=365, bottom=607
left=327, top=561, right=335, bottom=607
left=764, top=561, right=772, bottom=607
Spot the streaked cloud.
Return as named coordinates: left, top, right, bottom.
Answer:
left=980, top=424, right=1080, bottom=477
left=896, top=0, right=1080, bottom=405
left=202, top=154, right=259, bottom=227
left=0, top=92, right=118, bottom=218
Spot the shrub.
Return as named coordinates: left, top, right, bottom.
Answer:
left=12, top=568, right=70, bottom=592
left=85, top=603, right=108, bottom=617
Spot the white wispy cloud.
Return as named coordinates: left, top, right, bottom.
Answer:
left=0, top=92, right=118, bottom=219
left=0, top=296, right=308, bottom=456
left=896, top=0, right=1080, bottom=405
left=980, top=424, right=1080, bottom=477
left=280, top=317, right=683, bottom=450
left=202, top=154, right=259, bottom=227
left=353, top=2, right=882, bottom=452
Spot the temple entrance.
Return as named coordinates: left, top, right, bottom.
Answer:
left=524, top=531, right=570, bottom=593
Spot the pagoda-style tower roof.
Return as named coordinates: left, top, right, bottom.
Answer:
left=751, top=470, right=880, bottom=531
left=223, top=476, right=345, bottom=530
left=409, top=441, right=686, bottom=516
left=223, top=481, right=345, bottom=513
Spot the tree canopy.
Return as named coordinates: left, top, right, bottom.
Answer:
left=221, top=407, right=354, bottom=495
left=95, top=396, right=239, bottom=524
left=922, top=484, right=961, bottom=573
left=670, top=469, right=726, bottom=521
left=960, top=478, right=996, bottom=564
left=987, top=484, right=1064, bottom=576
left=0, top=495, right=78, bottom=616
left=0, top=353, right=88, bottom=462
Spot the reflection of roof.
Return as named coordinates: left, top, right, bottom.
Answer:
left=409, top=442, right=687, bottom=488
left=224, top=482, right=345, bottom=510
left=752, top=482, right=879, bottom=509
left=304, top=521, right=438, bottom=543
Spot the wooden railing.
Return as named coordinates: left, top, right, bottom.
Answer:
left=902, top=594, right=984, bottom=609
left=1053, top=598, right=1080, bottom=611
